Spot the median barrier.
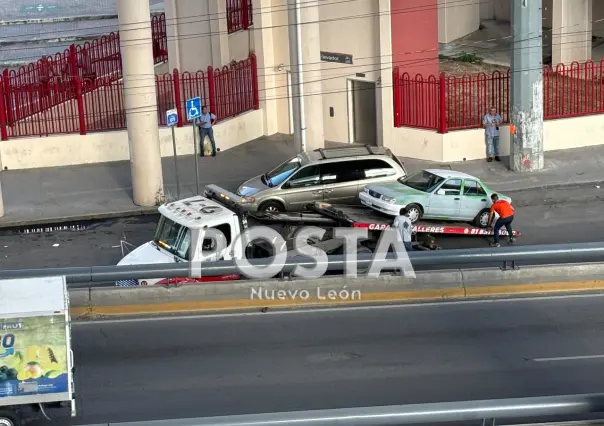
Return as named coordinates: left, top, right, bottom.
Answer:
left=67, top=263, right=604, bottom=318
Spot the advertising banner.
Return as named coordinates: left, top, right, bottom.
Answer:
left=0, top=315, right=68, bottom=398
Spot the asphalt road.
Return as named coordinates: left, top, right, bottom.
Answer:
left=0, top=183, right=602, bottom=270
left=28, top=294, right=604, bottom=425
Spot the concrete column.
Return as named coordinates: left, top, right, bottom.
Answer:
left=510, top=0, right=544, bottom=172
left=377, top=0, right=394, bottom=151
left=298, top=0, right=324, bottom=151
left=165, top=0, right=181, bottom=72
left=253, top=0, right=279, bottom=136
left=118, top=0, right=164, bottom=205
left=552, top=0, right=592, bottom=65
left=209, top=0, right=230, bottom=66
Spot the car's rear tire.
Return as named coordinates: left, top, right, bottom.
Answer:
left=474, top=209, right=490, bottom=228
left=259, top=201, right=285, bottom=213
left=404, top=204, right=423, bottom=223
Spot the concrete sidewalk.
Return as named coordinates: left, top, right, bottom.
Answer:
left=0, top=134, right=602, bottom=228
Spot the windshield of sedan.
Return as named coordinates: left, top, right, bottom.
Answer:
left=264, top=157, right=302, bottom=187
left=398, top=171, right=445, bottom=193
left=153, top=215, right=191, bottom=260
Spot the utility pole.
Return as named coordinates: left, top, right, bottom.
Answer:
left=510, top=0, right=544, bottom=172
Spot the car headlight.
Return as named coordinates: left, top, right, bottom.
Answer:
left=239, top=197, right=255, bottom=204
left=363, top=187, right=369, bottom=193
left=381, top=196, right=396, bottom=204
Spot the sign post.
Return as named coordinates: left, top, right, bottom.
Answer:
left=165, top=109, right=180, bottom=199
left=186, top=97, right=202, bottom=195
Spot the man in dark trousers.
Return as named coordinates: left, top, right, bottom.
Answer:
left=487, top=193, right=516, bottom=247
left=197, top=106, right=217, bottom=157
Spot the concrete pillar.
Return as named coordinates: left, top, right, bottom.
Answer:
left=377, top=0, right=395, bottom=151
left=298, top=0, right=324, bottom=151
left=209, top=0, right=230, bottom=66
left=552, top=0, right=592, bottom=65
left=118, top=0, right=164, bottom=206
left=510, top=0, right=544, bottom=172
left=165, top=0, right=181, bottom=72
left=253, top=0, right=279, bottom=136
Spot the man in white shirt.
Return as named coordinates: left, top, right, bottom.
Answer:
left=482, top=106, right=502, bottom=163
left=392, top=207, right=413, bottom=251
left=197, top=106, right=217, bottom=157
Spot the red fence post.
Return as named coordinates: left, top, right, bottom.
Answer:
left=173, top=69, right=183, bottom=127
left=250, top=54, right=260, bottom=110
left=438, top=72, right=447, bottom=134
left=242, top=0, right=250, bottom=30
left=69, top=44, right=87, bottom=135
left=0, top=76, right=8, bottom=141
left=392, top=67, right=400, bottom=127
left=207, top=66, right=216, bottom=115
left=2, top=69, right=12, bottom=126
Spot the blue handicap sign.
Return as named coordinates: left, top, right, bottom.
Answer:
left=186, top=97, right=202, bottom=121
left=166, top=109, right=178, bottom=127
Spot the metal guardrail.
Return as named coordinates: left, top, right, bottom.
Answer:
left=79, top=393, right=604, bottom=426
left=1, top=242, right=604, bottom=284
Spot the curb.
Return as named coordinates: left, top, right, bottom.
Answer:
left=0, top=208, right=158, bottom=230
left=68, top=276, right=604, bottom=319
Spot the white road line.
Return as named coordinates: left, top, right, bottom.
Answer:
left=532, top=355, right=604, bottom=362
left=72, top=291, right=604, bottom=326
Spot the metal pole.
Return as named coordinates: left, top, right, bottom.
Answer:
left=510, top=0, right=544, bottom=172
left=171, top=126, right=180, bottom=199
left=193, top=122, right=200, bottom=195
left=288, top=0, right=305, bottom=153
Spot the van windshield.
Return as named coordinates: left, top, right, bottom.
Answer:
left=264, top=157, right=301, bottom=187
left=153, top=216, right=191, bottom=260
left=398, top=171, right=445, bottom=193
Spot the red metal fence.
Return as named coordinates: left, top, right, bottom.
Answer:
left=226, top=0, right=253, bottom=33
left=0, top=55, right=259, bottom=140
left=1, top=13, right=168, bottom=126
left=394, top=58, right=604, bottom=132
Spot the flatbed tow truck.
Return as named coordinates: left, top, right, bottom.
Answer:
left=116, top=185, right=520, bottom=286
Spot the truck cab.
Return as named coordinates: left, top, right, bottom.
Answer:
left=116, top=186, right=283, bottom=286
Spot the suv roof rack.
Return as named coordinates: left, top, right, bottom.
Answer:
left=315, top=144, right=390, bottom=160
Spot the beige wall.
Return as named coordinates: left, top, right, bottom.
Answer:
left=319, top=0, right=380, bottom=143
left=594, top=0, right=604, bottom=37
left=229, top=29, right=254, bottom=62
left=438, top=0, right=480, bottom=43
left=390, top=114, right=604, bottom=162
left=0, top=110, right=264, bottom=170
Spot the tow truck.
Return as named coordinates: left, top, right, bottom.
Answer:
left=116, top=185, right=520, bottom=286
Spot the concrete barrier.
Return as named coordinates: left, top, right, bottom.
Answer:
left=68, top=263, right=604, bottom=318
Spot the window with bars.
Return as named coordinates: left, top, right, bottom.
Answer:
left=226, top=0, right=253, bottom=33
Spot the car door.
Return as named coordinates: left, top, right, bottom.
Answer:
left=280, top=165, right=324, bottom=211
left=460, top=179, right=489, bottom=220
left=426, top=178, right=462, bottom=219
left=319, top=160, right=365, bottom=205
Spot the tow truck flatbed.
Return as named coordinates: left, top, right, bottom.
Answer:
left=305, top=203, right=520, bottom=237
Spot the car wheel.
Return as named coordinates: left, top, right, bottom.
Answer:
left=259, top=201, right=285, bottom=214
left=404, top=204, right=422, bottom=223
left=0, top=409, right=20, bottom=426
left=474, top=209, right=490, bottom=228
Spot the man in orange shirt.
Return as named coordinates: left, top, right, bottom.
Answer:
left=487, top=193, right=516, bottom=247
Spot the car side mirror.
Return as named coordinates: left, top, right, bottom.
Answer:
left=436, top=189, right=445, bottom=195
left=282, top=182, right=290, bottom=189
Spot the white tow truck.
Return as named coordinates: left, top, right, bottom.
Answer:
left=116, top=185, right=520, bottom=287
left=0, top=276, right=76, bottom=426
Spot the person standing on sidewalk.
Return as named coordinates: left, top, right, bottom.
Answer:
left=197, top=106, right=217, bottom=157
left=487, top=193, right=516, bottom=247
left=483, top=106, right=502, bottom=162
left=393, top=207, right=413, bottom=251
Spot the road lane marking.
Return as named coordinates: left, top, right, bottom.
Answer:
left=532, top=355, right=604, bottom=362
left=73, top=291, right=604, bottom=326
